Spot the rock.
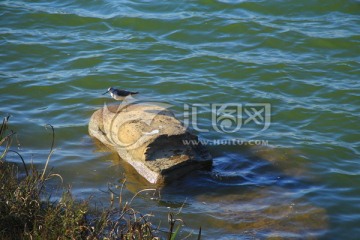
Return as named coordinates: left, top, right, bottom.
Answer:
left=88, top=100, right=212, bottom=184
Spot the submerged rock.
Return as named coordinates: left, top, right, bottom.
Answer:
left=196, top=187, right=328, bottom=239
left=89, top=101, right=212, bottom=184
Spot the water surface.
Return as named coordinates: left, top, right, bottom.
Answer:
left=1, top=0, right=359, bottom=239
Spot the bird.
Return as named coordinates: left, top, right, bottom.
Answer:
left=102, top=87, right=139, bottom=101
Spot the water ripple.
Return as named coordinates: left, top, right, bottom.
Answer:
left=1, top=0, right=359, bottom=239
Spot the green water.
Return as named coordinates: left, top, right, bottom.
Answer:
left=1, top=0, right=359, bottom=239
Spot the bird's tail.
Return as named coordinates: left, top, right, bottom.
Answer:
left=131, top=91, right=139, bottom=95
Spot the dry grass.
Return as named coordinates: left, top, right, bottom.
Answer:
left=0, top=116, right=200, bottom=240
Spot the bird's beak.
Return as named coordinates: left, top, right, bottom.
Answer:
left=102, top=90, right=109, bottom=95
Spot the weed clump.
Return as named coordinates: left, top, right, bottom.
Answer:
left=0, top=117, right=191, bottom=240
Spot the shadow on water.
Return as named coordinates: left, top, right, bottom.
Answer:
left=99, top=138, right=328, bottom=239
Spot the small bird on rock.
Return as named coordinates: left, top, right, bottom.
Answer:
left=102, top=87, right=139, bottom=101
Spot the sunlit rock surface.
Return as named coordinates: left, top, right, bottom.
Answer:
left=89, top=102, right=212, bottom=184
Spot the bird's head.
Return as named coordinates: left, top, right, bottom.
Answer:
left=102, top=87, right=114, bottom=95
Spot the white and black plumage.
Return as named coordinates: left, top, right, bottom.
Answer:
left=102, top=87, right=139, bottom=101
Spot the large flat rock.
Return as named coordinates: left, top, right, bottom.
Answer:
left=89, top=102, right=212, bottom=184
